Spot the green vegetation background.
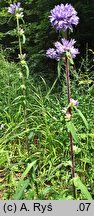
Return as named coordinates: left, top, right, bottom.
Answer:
left=0, top=0, right=94, bottom=200
left=0, top=0, right=94, bottom=77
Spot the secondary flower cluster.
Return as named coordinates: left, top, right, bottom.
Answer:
left=70, top=98, right=79, bottom=107
left=62, top=98, right=79, bottom=120
left=62, top=98, right=78, bottom=113
left=46, top=38, right=79, bottom=61
left=8, top=2, right=23, bottom=18
left=50, top=3, right=79, bottom=31
left=46, top=3, right=79, bottom=61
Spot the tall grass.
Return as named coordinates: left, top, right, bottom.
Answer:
left=0, top=53, right=94, bottom=199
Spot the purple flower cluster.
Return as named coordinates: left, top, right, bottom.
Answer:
left=50, top=3, right=79, bottom=31
left=46, top=38, right=79, bottom=61
left=46, top=48, right=58, bottom=60
left=8, top=2, right=23, bottom=17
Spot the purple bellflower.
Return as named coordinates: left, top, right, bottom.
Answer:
left=70, top=98, right=79, bottom=107
left=8, top=2, right=23, bottom=17
left=46, top=48, right=58, bottom=60
left=46, top=38, right=79, bottom=61
left=49, top=3, right=79, bottom=31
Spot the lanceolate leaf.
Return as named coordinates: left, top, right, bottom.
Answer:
left=75, top=108, right=88, bottom=129
left=57, top=61, right=61, bottom=78
left=13, top=179, right=29, bottom=200
left=66, top=121, right=79, bottom=143
left=21, top=161, right=37, bottom=181
left=22, top=34, right=26, bottom=44
left=24, top=64, right=29, bottom=79
left=13, top=161, right=37, bottom=199
left=66, top=51, right=74, bottom=65
left=73, top=176, right=93, bottom=200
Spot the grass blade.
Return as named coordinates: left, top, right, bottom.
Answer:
left=74, top=176, right=93, bottom=200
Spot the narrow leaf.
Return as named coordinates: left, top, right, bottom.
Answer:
left=74, top=176, right=93, bottom=200
left=66, top=121, right=79, bottom=143
left=66, top=51, right=74, bottom=65
left=13, top=179, right=29, bottom=200
left=89, top=84, right=94, bottom=96
left=22, top=34, right=26, bottom=44
left=13, top=162, right=36, bottom=199
left=57, top=61, right=61, bottom=78
left=46, top=77, right=58, bottom=97
left=75, top=108, right=88, bottom=129
left=21, top=161, right=36, bottom=181
left=24, top=64, right=29, bottom=79
left=79, top=80, right=93, bottom=85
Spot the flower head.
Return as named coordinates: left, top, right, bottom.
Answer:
left=8, top=2, right=23, bottom=17
left=46, top=48, right=59, bottom=60
left=60, top=39, right=79, bottom=58
left=46, top=38, right=79, bottom=61
left=49, top=3, right=79, bottom=31
left=70, top=98, right=79, bottom=107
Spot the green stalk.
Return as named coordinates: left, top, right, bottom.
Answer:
left=16, top=16, right=29, bottom=153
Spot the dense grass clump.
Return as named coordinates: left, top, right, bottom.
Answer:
left=0, top=53, right=94, bottom=200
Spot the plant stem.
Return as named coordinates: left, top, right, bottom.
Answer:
left=16, top=17, right=22, bottom=57
left=16, top=16, right=29, bottom=153
left=65, top=56, right=76, bottom=198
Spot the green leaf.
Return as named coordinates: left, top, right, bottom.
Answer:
left=28, top=132, right=34, bottom=140
left=21, top=17, right=25, bottom=24
left=57, top=61, right=61, bottom=78
left=42, top=186, right=53, bottom=195
left=75, top=108, right=88, bottom=129
left=13, top=179, right=29, bottom=200
left=73, top=176, right=93, bottom=200
left=66, top=121, right=79, bottom=143
left=13, top=161, right=37, bottom=199
left=22, top=34, right=26, bottom=44
left=12, top=95, right=25, bottom=103
left=89, top=84, right=94, bottom=96
left=79, top=80, right=93, bottom=85
left=66, top=51, right=74, bottom=65
left=46, top=77, right=58, bottom=97
left=24, top=64, right=29, bottom=79
left=21, top=161, right=36, bottom=181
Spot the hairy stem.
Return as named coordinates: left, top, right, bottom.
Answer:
left=16, top=16, right=29, bottom=153
left=65, top=56, right=76, bottom=198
